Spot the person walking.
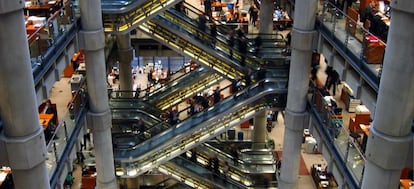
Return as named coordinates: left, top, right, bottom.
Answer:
left=251, top=6, right=259, bottom=27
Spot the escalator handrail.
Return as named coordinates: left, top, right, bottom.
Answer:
left=159, top=9, right=261, bottom=69
left=111, top=108, right=163, bottom=123
left=168, top=156, right=247, bottom=189
left=109, top=98, right=164, bottom=116
left=153, top=73, right=223, bottom=110
left=113, top=78, right=288, bottom=162
left=145, top=66, right=210, bottom=101
left=111, top=82, right=232, bottom=149
left=166, top=6, right=289, bottom=62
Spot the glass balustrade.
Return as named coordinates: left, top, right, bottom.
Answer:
left=318, top=0, right=387, bottom=90
left=309, top=83, right=366, bottom=187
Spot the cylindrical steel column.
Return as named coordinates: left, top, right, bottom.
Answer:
left=258, top=0, right=274, bottom=37
left=0, top=1, right=50, bottom=189
left=361, top=1, right=414, bottom=188
left=278, top=0, right=317, bottom=188
left=252, top=111, right=267, bottom=149
left=117, top=33, right=133, bottom=97
left=79, top=0, right=117, bottom=188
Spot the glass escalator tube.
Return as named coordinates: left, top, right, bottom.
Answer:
left=113, top=79, right=288, bottom=176
left=154, top=72, right=221, bottom=111
left=165, top=156, right=246, bottom=189
left=146, top=66, right=211, bottom=102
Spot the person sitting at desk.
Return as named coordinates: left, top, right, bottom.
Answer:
left=368, top=8, right=389, bottom=41
left=361, top=0, right=377, bottom=28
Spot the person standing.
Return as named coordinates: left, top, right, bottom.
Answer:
left=251, top=6, right=259, bottom=27
left=222, top=161, right=229, bottom=182
left=64, top=172, right=74, bottom=189
left=190, top=148, right=197, bottom=163
left=210, top=23, right=217, bottom=47
left=238, top=36, right=247, bottom=66
left=248, top=5, right=255, bottom=23
left=232, top=147, right=239, bottom=165
left=213, top=86, right=221, bottom=104
left=254, top=36, right=262, bottom=55
left=204, top=0, right=212, bottom=18
left=197, top=13, right=207, bottom=41
left=244, top=69, right=252, bottom=86
left=83, top=129, right=91, bottom=150
left=212, top=155, right=220, bottom=179
left=227, top=29, right=235, bottom=59
left=137, top=118, right=145, bottom=134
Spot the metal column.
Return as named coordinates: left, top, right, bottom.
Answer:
left=258, top=0, right=274, bottom=36
left=278, top=0, right=317, bottom=188
left=361, top=1, right=414, bottom=188
left=0, top=1, right=50, bottom=189
left=117, top=33, right=133, bottom=97
left=252, top=111, right=267, bottom=149
left=79, top=0, right=117, bottom=188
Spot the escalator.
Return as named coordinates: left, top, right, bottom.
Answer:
left=110, top=98, right=164, bottom=117
left=198, top=143, right=277, bottom=174
left=159, top=156, right=246, bottom=189
left=109, top=66, right=223, bottom=111
left=101, top=0, right=180, bottom=34
left=183, top=144, right=278, bottom=187
left=161, top=4, right=289, bottom=65
left=101, top=1, right=289, bottom=82
left=109, top=73, right=232, bottom=150
left=138, top=20, right=244, bottom=81
left=138, top=12, right=289, bottom=82
left=109, top=65, right=203, bottom=99
left=111, top=109, right=167, bottom=148
left=112, top=109, right=162, bottom=133
left=155, top=178, right=184, bottom=189
left=151, top=71, right=223, bottom=111
left=144, top=66, right=212, bottom=104
left=113, top=79, right=288, bottom=177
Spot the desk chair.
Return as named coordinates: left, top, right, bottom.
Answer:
left=349, top=132, right=361, bottom=148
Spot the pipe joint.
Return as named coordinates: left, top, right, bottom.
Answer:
left=0, top=1, right=24, bottom=15
left=284, top=109, right=308, bottom=132
left=0, top=128, right=47, bottom=169
left=79, top=29, right=105, bottom=51
left=87, top=109, right=112, bottom=132
left=365, top=127, right=413, bottom=170
left=118, top=48, right=133, bottom=63
left=391, top=1, right=414, bottom=15
left=291, top=28, right=316, bottom=51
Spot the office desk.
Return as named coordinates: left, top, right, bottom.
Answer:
left=26, top=24, right=42, bottom=37
left=400, top=179, right=413, bottom=189
left=25, top=2, right=60, bottom=18
left=346, top=8, right=359, bottom=37
left=364, top=36, right=386, bottom=64
left=273, top=18, right=292, bottom=30
left=39, top=113, right=54, bottom=130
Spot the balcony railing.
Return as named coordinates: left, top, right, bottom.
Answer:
left=317, top=0, right=388, bottom=93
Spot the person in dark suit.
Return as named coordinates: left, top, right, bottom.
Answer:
left=325, top=66, right=340, bottom=96
left=361, top=0, right=376, bottom=26
left=368, top=8, right=388, bottom=41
